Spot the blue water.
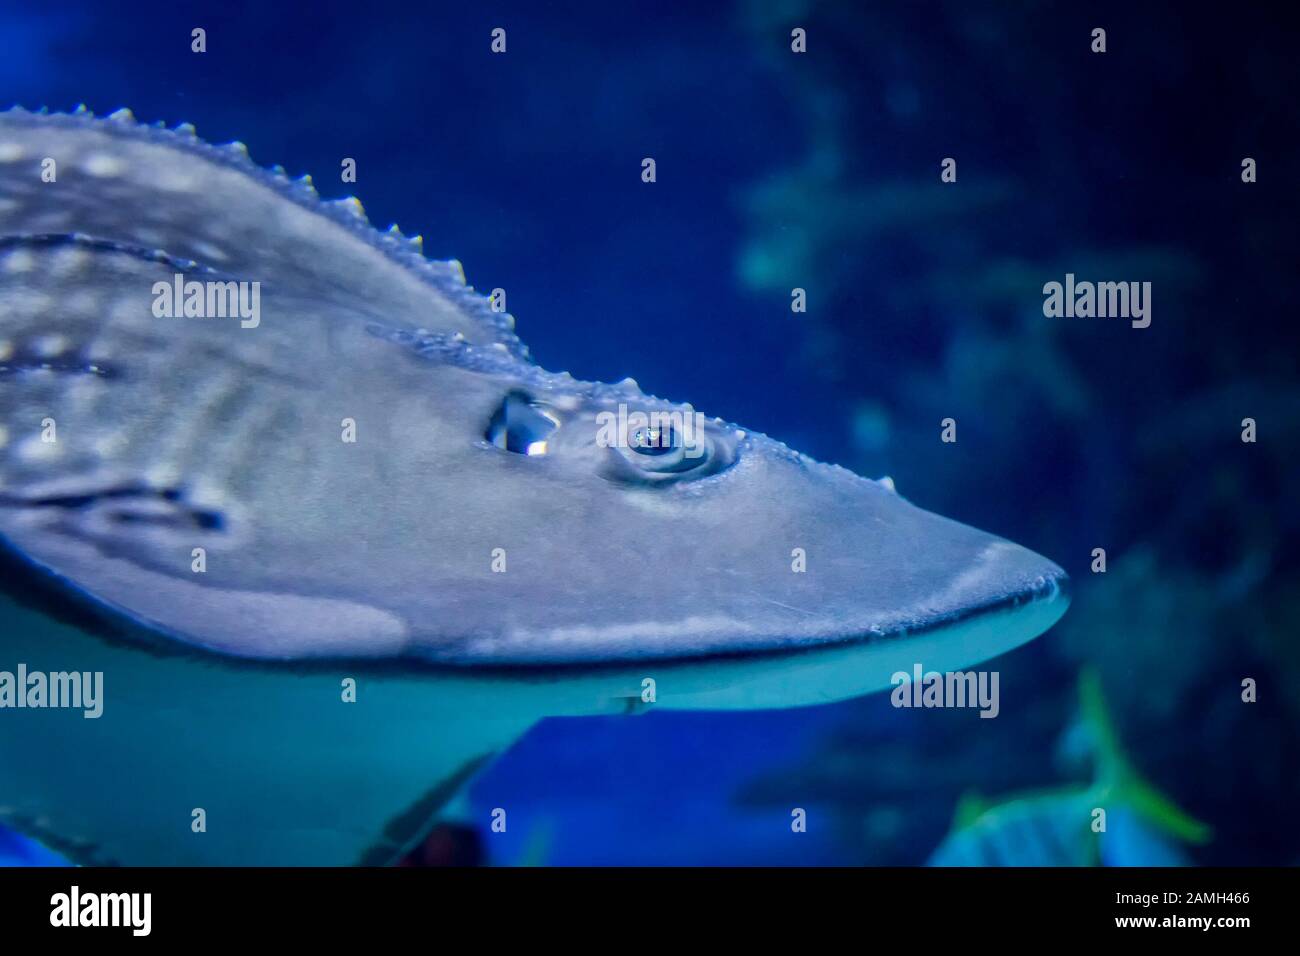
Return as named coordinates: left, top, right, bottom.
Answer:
left=1, top=0, right=1297, bottom=865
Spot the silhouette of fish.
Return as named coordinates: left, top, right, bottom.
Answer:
left=928, top=671, right=1208, bottom=866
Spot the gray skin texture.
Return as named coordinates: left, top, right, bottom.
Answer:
left=0, top=109, right=1067, bottom=668
left=0, top=109, right=1070, bottom=865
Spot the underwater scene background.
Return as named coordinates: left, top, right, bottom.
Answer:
left=1, top=0, right=1297, bottom=865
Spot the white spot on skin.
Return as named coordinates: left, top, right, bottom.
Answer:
left=192, top=240, right=228, bottom=263
left=49, top=248, right=89, bottom=277
left=83, top=152, right=125, bottom=177
left=108, top=295, right=142, bottom=324
left=4, top=290, right=52, bottom=319
left=0, top=426, right=8, bottom=449
left=85, top=340, right=116, bottom=363
left=188, top=478, right=229, bottom=510
left=92, top=432, right=127, bottom=457
left=0, top=142, right=24, bottom=162
left=622, top=492, right=690, bottom=519
left=3, top=249, right=35, bottom=274
left=18, top=434, right=61, bottom=463
left=0, top=341, right=12, bottom=361
left=31, top=334, right=69, bottom=358
left=145, top=463, right=182, bottom=487
left=64, top=377, right=108, bottom=411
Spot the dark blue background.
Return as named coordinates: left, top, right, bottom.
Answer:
left=2, top=0, right=1297, bottom=865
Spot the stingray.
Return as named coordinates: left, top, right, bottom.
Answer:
left=0, top=107, right=1068, bottom=864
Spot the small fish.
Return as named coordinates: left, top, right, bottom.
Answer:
left=0, top=108, right=1068, bottom=864
left=927, top=671, right=1210, bottom=866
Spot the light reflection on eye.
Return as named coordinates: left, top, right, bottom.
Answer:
left=608, top=411, right=738, bottom=484
left=486, top=391, right=559, bottom=456
left=629, top=424, right=679, bottom=456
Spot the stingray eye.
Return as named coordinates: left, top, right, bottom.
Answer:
left=621, top=418, right=696, bottom=473
left=629, top=423, right=680, bottom=457
left=605, top=411, right=738, bottom=485
left=486, top=391, right=558, bottom=456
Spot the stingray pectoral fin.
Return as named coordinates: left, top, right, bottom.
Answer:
left=0, top=230, right=427, bottom=657
left=0, top=109, right=519, bottom=354
left=0, top=588, right=540, bottom=866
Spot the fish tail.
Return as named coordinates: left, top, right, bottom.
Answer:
left=1080, top=668, right=1212, bottom=845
